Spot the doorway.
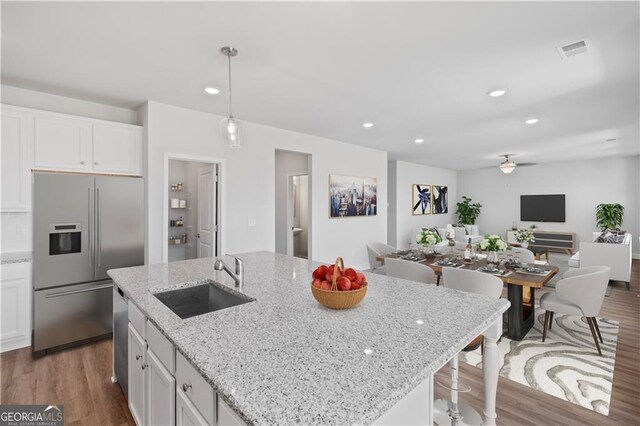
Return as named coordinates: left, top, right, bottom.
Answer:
left=166, top=159, right=219, bottom=262
left=275, top=150, right=311, bottom=259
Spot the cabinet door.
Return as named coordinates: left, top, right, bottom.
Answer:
left=1, top=108, right=32, bottom=212
left=176, top=387, right=209, bottom=426
left=128, top=323, right=146, bottom=426
left=92, top=123, right=142, bottom=175
left=34, top=115, right=91, bottom=171
left=218, top=398, right=246, bottom=426
left=0, top=263, right=31, bottom=352
left=147, top=349, right=175, bottom=426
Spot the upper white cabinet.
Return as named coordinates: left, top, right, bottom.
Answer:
left=1, top=107, right=32, bottom=212
left=34, top=115, right=93, bottom=172
left=92, top=123, right=142, bottom=176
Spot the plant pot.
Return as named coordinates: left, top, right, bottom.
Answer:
left=486, top=251, right=499, bottom=265
left=521, top=242, right=529, bottom=249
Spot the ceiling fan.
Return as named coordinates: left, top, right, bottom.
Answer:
left=498, top=154, right=537, bottom=174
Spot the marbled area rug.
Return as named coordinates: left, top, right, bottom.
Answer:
left=460, top=308, right=619, bottom=415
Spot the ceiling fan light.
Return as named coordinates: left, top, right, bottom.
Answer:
left=500, top=160, right=516, bottom=174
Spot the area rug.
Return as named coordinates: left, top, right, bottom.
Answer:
left=460, top=308, right=619, bottom=415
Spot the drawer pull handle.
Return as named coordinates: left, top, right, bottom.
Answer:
left=136, top=354, right=142, bottom=360
left=141, top=363, right=148, bottom=370
left=182, top=383, right=192, bottom=392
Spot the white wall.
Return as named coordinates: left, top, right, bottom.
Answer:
left=0, top=86, right=139, bottom=253
left=144, top=101, right=387, bottom=270
left=275, top=150, right=309, bottom=255
left=458, top=156, right=640, bottom=256
left=388, top=160, right=458, bottom=249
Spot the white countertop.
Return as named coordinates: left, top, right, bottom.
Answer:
left=108, top=251, right=509, bottom=425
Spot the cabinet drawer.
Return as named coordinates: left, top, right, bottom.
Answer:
left=147, top=320, right=175, bottom=375
left=128, top=302, right=146, bottom=340
left=218, top=397, right=246, bottom=426
left=176, top=351, right=215, bottom=426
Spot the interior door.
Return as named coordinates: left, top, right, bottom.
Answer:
left=196, top=164, right=216, bottom=258
left=33, top=173, right=95, bottom=289
left=94, top=176, right=144, bottom=280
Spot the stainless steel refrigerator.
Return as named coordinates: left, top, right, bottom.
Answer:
left=33, top=172, right=144, bottom=356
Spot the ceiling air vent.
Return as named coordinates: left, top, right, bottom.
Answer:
left=556, top=39, right=591, bottom=59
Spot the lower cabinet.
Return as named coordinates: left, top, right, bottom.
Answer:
left=147, top=349, right=176, bottom=426
left=176, top=387, right=209, bottom=426
left=0, top=262, right=31, bottom=352
left=128, top=323, right=147, bottom=426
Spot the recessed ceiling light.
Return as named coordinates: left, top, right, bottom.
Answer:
left=362, top=122, right=374, bottom=129
left=524, top=118, right=539, bottom=125
left=488, top=89, right=506, bottom=97
left=414, top=138, right=424, bottom=144
left=204, top=87, right=220, bottom=95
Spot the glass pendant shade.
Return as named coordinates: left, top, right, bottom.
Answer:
left=220, top=116, right=242, bottom=149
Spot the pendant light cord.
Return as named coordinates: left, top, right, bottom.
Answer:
left=227, top=52, right=233, bottom=118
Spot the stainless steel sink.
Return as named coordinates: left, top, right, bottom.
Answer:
left=153, top=282, right=253, bottom=319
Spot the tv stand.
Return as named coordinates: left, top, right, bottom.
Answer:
left=506, top=230, right=575, bottom=255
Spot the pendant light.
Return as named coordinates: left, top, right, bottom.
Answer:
left=499, top=155, right=516, bottom=174
left=220, top=46, right=242, bottom=149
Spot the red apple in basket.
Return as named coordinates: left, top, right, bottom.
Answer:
left=312, top=278, right=323, bottom=288
left=350, top=280, right=362, bottom=290
left=343, top=268, right=357, bottom=282
left=337, top=276, right=352, bottom=291
left=326, top=265, right=342, bottom=282
left=355, top=272, right=366, bottom=286
left=313, top=265, right=328, bottom=280
left=320, top=280, right=332, bottom=290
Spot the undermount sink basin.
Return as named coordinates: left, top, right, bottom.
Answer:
left=154, top=281, right=254, bottom=319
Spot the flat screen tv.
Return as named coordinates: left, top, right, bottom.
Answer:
left=520, top=194, right=566, bottom=222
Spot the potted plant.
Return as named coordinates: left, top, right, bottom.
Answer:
left=478, top=235, right=508, bottom=264
left=515, top=228, right=535, bottom=248
left=456, top=196, right=482, bottom=225
left=596, top=203, right=625, bottom=231
left=415, top=229, right=442, bottom=255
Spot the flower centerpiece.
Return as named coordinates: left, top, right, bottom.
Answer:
left=415, top=229, right=442, bottom=255
left=515, top=228, right=535, bottom=248
left=478, top=235, right=508, bottom=265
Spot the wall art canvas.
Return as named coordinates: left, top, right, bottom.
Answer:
left=431, top=185, right=448, bottom=214
left=329, top=175, right=377, bottom=218
left=412, top=184, right=431, bottom=215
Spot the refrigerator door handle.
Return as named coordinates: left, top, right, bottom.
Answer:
left=97, top=187, right=102, bottom=267
left=88, top=187, right=94, bottom=268
left=44, top=283, right=114, bottom=298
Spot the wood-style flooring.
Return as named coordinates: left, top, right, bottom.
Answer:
left=1, top=260, right=638, bottom=425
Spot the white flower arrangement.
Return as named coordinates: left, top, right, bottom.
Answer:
left=416, top=229, right=443, bottom=246
left=478, top=235, right=508, bottom=252
left=515, top=228, right=535, bottom=244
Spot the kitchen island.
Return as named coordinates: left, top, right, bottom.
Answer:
left=109, top=251, right=510, bottom=425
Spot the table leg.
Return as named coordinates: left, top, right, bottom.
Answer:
left=482, top=317, right=502, bottom=426
left=507, top=284, right=535, bottom=340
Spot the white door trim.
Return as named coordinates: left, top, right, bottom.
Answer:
left=286, top=172, right=309, bottom=257
left=163, top=153, right=225, bottom=263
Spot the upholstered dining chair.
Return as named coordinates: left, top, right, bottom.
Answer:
left=539, top=266, right=611, bottom=356
left=385, top=258, right=435, bottom=285
left=366, top=242, right=396, bottom=274
left=433, top=268, right=504, bottom=426
left=511, top=247, right=535, bottom=264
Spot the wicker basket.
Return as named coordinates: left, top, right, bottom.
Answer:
left=311, top=257, right=367, bottom=310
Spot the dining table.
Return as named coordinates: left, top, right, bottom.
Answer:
left=376, top=251, right=559, bottom=340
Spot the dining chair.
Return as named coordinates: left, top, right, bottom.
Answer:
left=433, top=268, right=503, bottom=426
left=385, top=258, right=435, bottom=285
left=539, top=266, right=611, bottom=356
left=511, top=247, right=535, bottom=264
left=366, top=242, right=396, bottom=274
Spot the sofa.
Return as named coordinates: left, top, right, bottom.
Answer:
left=569, top=232, right=632, bottom=290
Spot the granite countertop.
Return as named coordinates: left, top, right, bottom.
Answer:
left=1, top=251, right=32, bottom=264
left=108, top=251, right=510, bottom=426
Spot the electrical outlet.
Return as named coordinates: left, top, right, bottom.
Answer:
left=248, top=218, right=256, bottom=227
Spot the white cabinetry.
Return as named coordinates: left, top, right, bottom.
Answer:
left=176, top=387, right=210, bottom=426
left=34, top=114, right=92, bottom=172
left=218, top=398, right=246, bottom=426
left=147, top=349, right=176, bottom=426
left=1, top=107, right=32, bottom=212
left=0, top=263, right=31, bottom=352
left=128, top=323, right=147, bottom=426
left=92, top=123, right=142, bottom=175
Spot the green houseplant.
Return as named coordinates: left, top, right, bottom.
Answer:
left=456, top=196, right=482, bottom=225
left=595, top=203, right=625, bottom=231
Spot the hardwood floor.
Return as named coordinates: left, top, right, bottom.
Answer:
left=1, top=261, right=638, bottom=425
